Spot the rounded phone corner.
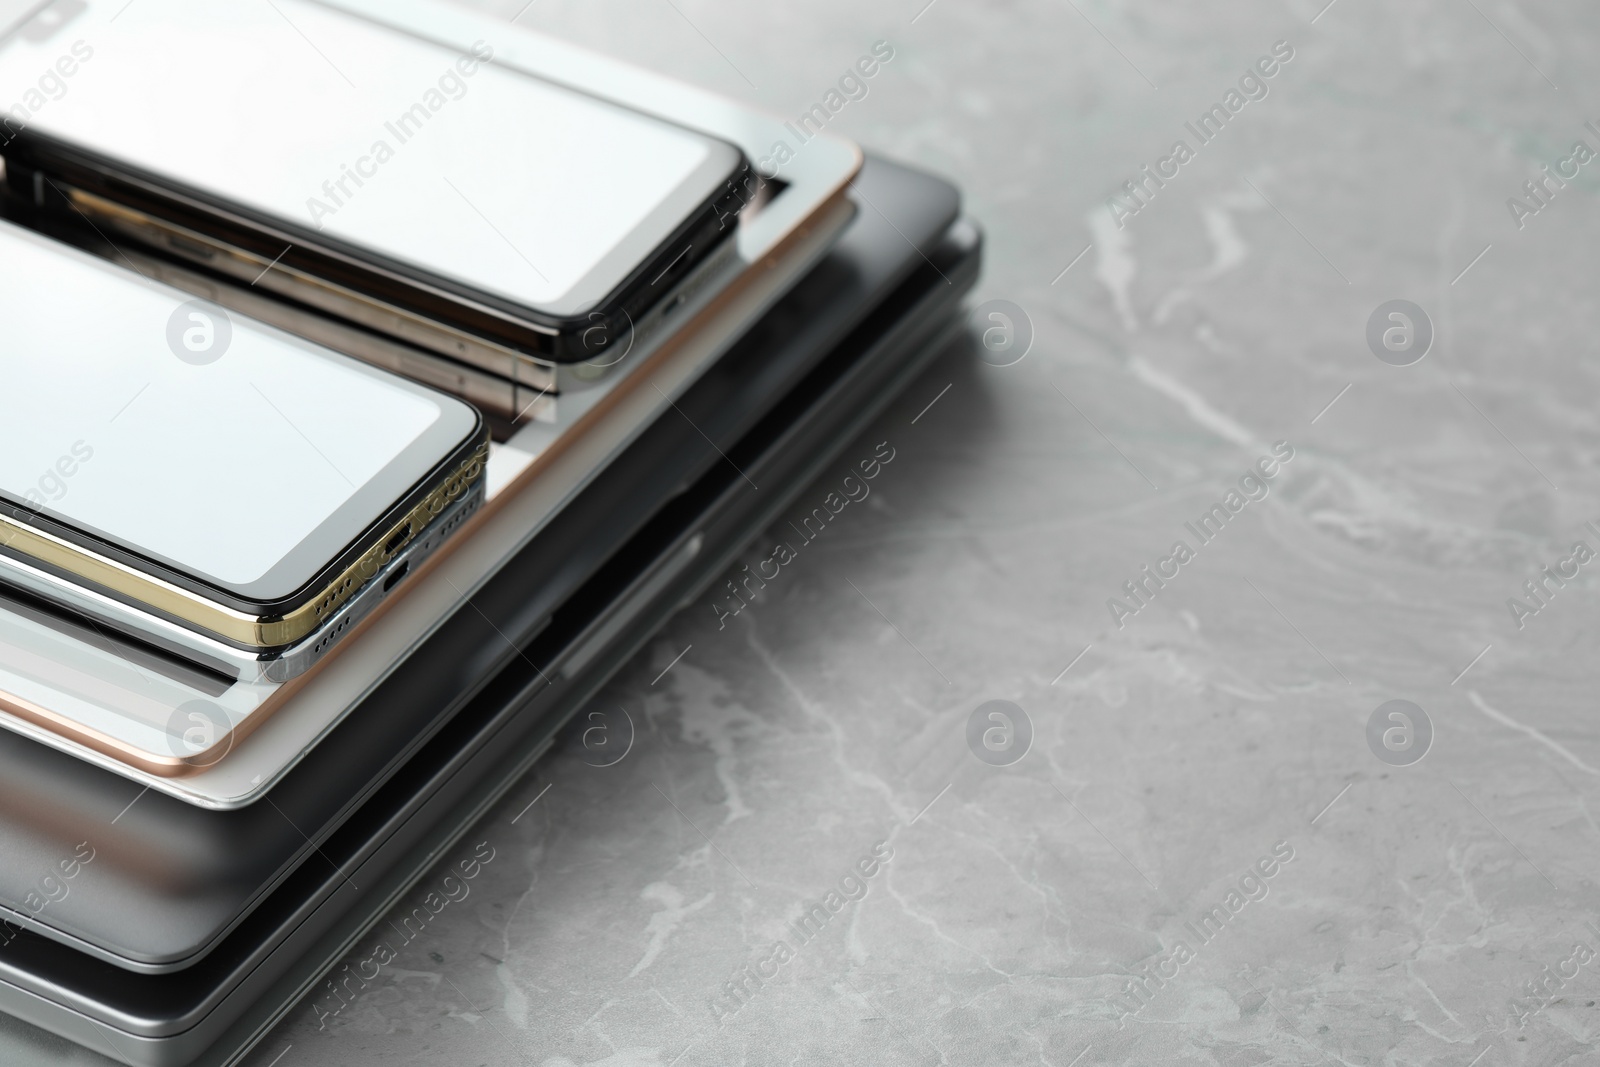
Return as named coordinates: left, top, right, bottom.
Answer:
left=0, top=687, right=227, bottom=779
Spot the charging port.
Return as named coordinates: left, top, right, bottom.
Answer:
left=383, top=523, right=412, bottom=556
left=382, top=559, right=411, bottom=593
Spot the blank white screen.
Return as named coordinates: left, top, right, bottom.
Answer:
left=0, top=224, right=442, bottom=586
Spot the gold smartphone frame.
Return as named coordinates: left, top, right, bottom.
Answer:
left=0, top=441, right=487, bottom=650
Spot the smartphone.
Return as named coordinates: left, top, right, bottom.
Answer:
left=0, top=218, right=489, bottom=674
left=0, top=0, right=755, bottom=375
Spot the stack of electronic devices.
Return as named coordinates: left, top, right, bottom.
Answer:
left=0, top=0, right=980, bottom=1063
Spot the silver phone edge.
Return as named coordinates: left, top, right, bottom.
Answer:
left=49, top=194, right=746, bottom=421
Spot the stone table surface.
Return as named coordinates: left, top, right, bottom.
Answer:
left=248, top=1, right=1600, bottom=1064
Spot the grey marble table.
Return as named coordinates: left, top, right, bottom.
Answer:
left=248, top=1, right=1600, bottom=1063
